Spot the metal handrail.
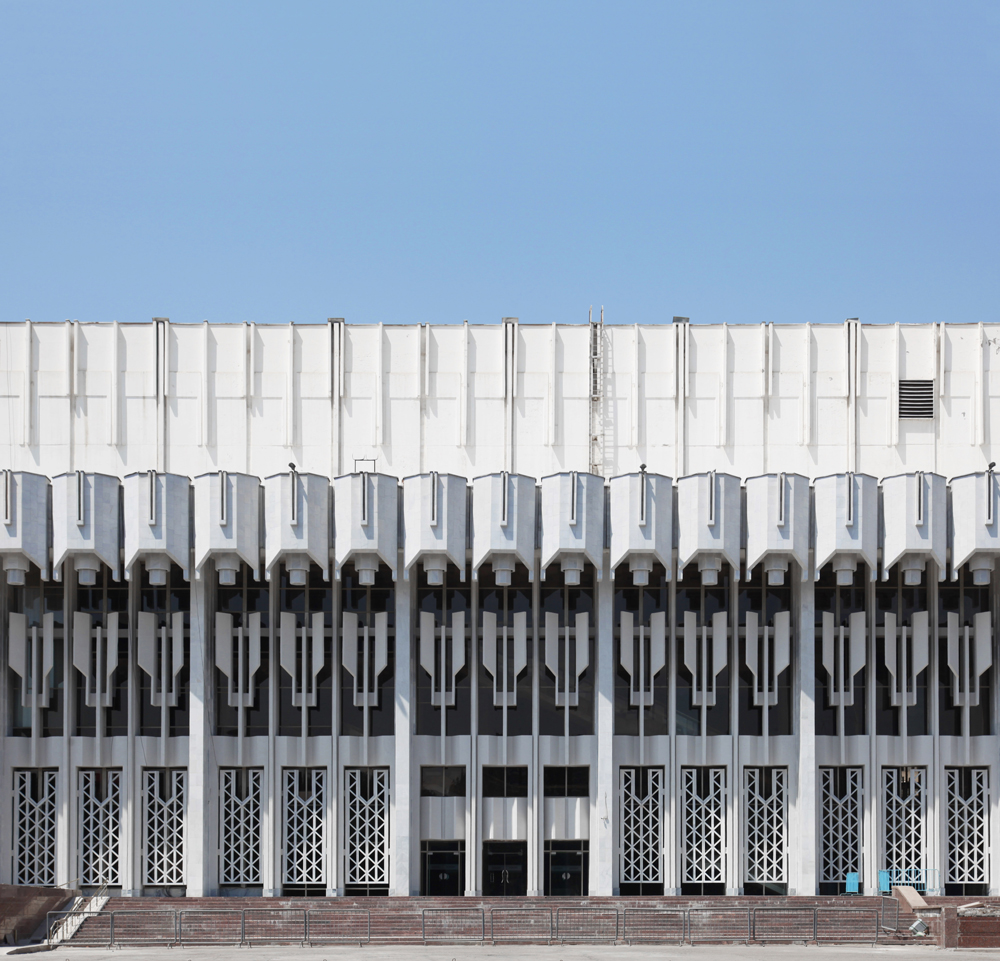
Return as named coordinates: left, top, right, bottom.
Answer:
left=45, top=900, right=898, bottom=948
left=421, top=907, right=485, bottom=942
left=488, top=906, right=553, bottom=942
left=554, top=906, right=619, bottom=943
left=304, top=907, right=371, bottom=945
left=46, top=882, right=109, bottom=944
left=880, top=896, right=899, bottom=932
left=751, top=906, right=817, bottom=942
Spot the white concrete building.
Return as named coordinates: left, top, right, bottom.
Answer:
left=0, top=316, right=997, bottom=898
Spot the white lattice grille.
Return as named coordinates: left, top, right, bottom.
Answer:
left=744, top=767, right=786, bottom=883
left=284, top=769, right=326, bottom=886
left=221, top=769, right=262, bottom=885
left=682, top=767, right=726, bottom=883
left=820, top=767, right=862, bottom=883
left=620, top=767, right=663, bottom=884
left=144, top=769, right=185, bottom=886
left=946, top=768, right=989, bottom=884
left=883, top=767, right=924, bottom=874
left=14, top=770, right=57, bottom=886
left=346, top=768, right=389, bottom=885
left=80, top=769, right=121, bottom=885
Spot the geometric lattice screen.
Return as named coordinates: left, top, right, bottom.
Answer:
left=14, top=770, right=57, bottom=886
left=283, top=768, right=326, bottom=887
left=682, top=767, right=725, bottom=884
left=946, top=768, right=988, bottom=885
left=144, top=769, right=186, bottom=886
left=820, top=767, right=862, bottom=884
left=883, top=767, right=924, bottom=879
left=744, top=767, right=787, bottom=884
left=345, top=768, right=389, bottom=886
left=221, top=769, right=262, bottom=885
left=620, top=767, right=664, bottom=885
left=79, top=769, right=122, bottom=886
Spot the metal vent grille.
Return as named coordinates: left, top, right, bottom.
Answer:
left=898, top=381, right=934, bottom=419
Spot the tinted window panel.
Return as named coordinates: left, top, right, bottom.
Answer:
left=566, top=767, right=589, bottom=797
left=506, top=766, right=528, bottom=797
left=443, top=766, right=466, bottom=797
left=482, top=766, right=506, bottom=797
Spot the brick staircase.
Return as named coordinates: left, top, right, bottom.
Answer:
left=67, top=893, right=931, bottom=946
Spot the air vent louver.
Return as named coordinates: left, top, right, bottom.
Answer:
left=898, top=380, right=934, bottom=419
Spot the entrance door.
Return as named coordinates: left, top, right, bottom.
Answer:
left=422, top=841, right=465, bottom=896
left=545, top=841, right=588, bottom=896
left=483, top=841, right=527, bottom=896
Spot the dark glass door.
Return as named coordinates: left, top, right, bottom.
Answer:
left=425, top=851, right=461, bottom=896
left=483, top=841, right=527, bottom=896
left=421, top=841, right=465, bottom=896
left=548, top=851, right=584, bottom=896
left=544, top=840, right=588, bottom=896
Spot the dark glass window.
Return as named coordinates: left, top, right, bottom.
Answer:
left=416, top=563, right=471, bottom=736
left=539, top=566, right=596, bottom=736
left=543, top=766, right=589, bottom=797
left=738, top=566, right=792, bottom=736
left=277, top=565, right=333, bottom=737
left=614, top=566, right=669, bottom=736
left=482, top=766, right=528, bottom=798
left=74, top=564, right=129, bottom=737
left=339, top=563, right=395, bottom=737
left=875, top=567, right=929, bottom=736
left=215, top=563, right=271, bottom=737
left=420, top=766, right=467, bottom=797
left=139, top=563, right=191, bottom=737
left=939, top=567, right=991, bottom=736
left=814, top=563, right=867, bottom=737
left=8, top=568, right=64, bottom=737
left=478, top=563, right=533, bottom=736
left=675, top=565, right=731, bottom=735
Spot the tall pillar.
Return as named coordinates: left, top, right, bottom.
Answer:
left=594, top=554, right=614, bottom=895
left=392, top=565, right=414, bottom=895
left=793, top=572, right=817, bottom=895
left=187, top=574, right=210, bottom=896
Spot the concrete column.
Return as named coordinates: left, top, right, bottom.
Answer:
left=392, top=563, right=414, bottom=895
left=594, top=554, right=614, bottom=895
left=793, top=569, right=817, bottom=894
left=186, top=573, right=210, bottom=895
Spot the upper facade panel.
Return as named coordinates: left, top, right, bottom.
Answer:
left=0, top=318, right=997, bottom=480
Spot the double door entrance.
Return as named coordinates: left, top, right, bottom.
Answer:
left=483, top=841, right=527, bottom=896
left=483, top=840, right=588, bottom=896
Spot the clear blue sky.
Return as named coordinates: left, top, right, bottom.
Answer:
left=1, top=1, right=997, bottom=326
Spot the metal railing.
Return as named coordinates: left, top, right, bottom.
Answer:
left=881, top=867, right=940, bottom=893
left=815, top=907, right=880, bottom=943
left=489, top=906, right=553, bottom=942
left=45, top=911, right=111, bottom=947
left=46, top=881, right=109, bottom=944
left=243, top=908, right=306, bottom=945
left=622, top=908, right=686, bottom=944
left=554, top=907, right=619, bottom=942
left=881, top=896, right=899, bottom=932
left=752, top=906, right=816, bottom=941
left=305, top=908, right=371, bottom=944
left=110, top=909, right=178, bottom=946
left=50, top=901, right=898, bottom=947
left=421, top=908, right=485, bottom=941
left=688, top=906, right=752, bottom=943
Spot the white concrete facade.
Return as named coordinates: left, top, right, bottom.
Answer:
left=0, top=317, right=997, bottom=898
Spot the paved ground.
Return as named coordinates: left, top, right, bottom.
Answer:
left=0, top=944, right=968, bottom=960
